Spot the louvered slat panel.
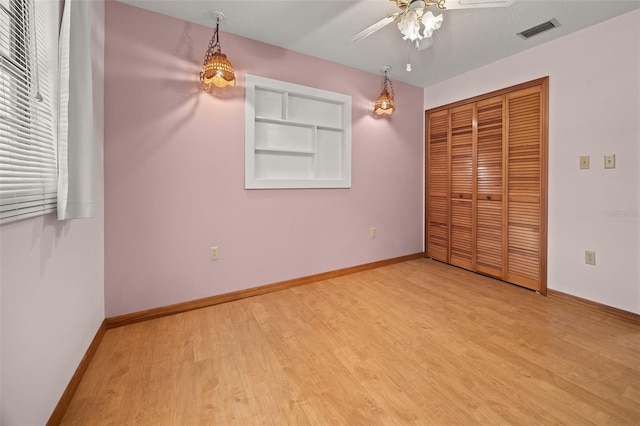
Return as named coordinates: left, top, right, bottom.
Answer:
left=475, top=96, right=504, bottom=276
left=476, top=199, right=502, bottom=276
left=508, top=250, right=540, bottom=281
left=427, top=110, right=449, bottom=262
left=450, top=105, right=473, bottom=197
left=508, top=92, right=540, bottom=197
left=507, top=87, right=543, bottom=290
left=449, top=105, right=473, bottom=268
left=476, top=97, right=504, bottom=195
left=429, top=197, right=448, bottom=224
left=450, top=199, right=472, bottom=269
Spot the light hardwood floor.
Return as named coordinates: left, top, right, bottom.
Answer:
left=61, top=259, right=640, bottom=425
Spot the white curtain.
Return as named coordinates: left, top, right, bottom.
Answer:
left=57, top=0, right=94, bottom=220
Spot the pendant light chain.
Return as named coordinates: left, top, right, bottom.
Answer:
left=202, top=18, right=221, bottom=67
left=383, top=69, right=394, bottom=99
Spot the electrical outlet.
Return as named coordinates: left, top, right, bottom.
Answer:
left=210, top=246, right=219, bottom=261
left=585, top=250, right=595, bottom=266
left=371, top=227, right=376, bottom=238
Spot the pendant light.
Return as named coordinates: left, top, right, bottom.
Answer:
left=374, top=66, right=395, bottom=115
left=200, top=11, right=236, bottom=90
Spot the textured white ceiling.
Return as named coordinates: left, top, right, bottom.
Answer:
left=116, top=0, right=640, bottom=87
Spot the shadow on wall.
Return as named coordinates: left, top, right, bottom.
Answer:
left=107, top=21, right=257, bottom=163
left=33, top=213, right=71, bottom=277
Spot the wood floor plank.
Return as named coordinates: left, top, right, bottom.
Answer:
left=61, top=259, right=640, bottom=425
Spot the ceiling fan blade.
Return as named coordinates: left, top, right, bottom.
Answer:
left=441, top=0, right=515, bottom=10
left=348, top=13, right=400, bottom=44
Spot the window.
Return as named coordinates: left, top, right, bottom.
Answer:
left=0, top=0, right=57, bottom=224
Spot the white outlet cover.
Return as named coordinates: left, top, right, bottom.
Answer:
left=585, top=250, right=596, bottom=265
left=210, top=246, right=219, bottom=260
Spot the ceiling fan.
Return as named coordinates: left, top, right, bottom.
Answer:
left=349, top=0, right=515, bottom=50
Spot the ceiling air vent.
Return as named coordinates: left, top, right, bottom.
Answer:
left=517, top=18, right=560, bottom=40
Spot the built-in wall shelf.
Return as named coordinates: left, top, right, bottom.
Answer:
left=245, top=74, right=352, bottom=189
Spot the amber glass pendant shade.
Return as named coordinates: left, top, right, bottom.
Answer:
left=201, top=52, right=236, bottom=89
left=374, top=66, right=395, bottom=115
left=374, top=88, right=395, bottom=115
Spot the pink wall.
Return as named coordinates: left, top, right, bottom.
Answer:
left=104, top=2, right=425, bottom=317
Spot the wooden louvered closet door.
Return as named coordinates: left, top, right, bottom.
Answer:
left=425, top=77, right=548, bottom=295
left=427, top=110, right=449, bottom=262
left=449, top=105, right=474, bottom=270
left=475, top=96, right=505, bottom=278
left=505, top=85, right=547, bottom=292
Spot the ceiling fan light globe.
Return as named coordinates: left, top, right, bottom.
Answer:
left=398, top=11, right=423, bottom=41
left=399, top=10, right=418, bottom=26
left=421, top=11, right=443, bottom=39
left=403, top=30, right=422, bottom=41
left=422, top=11, right=443, bottom=29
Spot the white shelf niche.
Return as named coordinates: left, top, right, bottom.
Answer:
left=245, top=74, right=352, bottom=189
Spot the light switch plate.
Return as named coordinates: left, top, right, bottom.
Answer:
left=604, top=154, right=615, bottom=169
left=579, top=155, right=590, bottom=170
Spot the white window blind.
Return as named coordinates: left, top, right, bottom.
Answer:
left=0, top=0, right=57, bottom=224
